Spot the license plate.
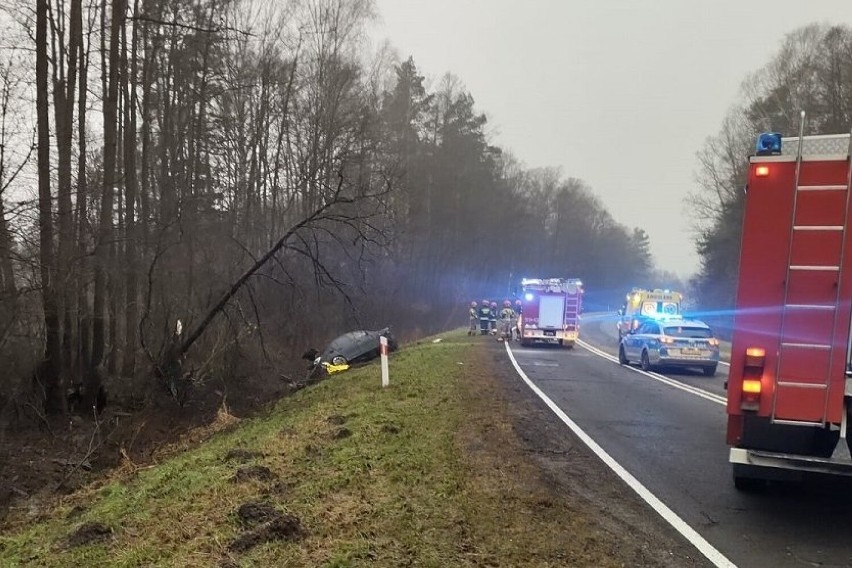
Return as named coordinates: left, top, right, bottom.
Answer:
left=544, top=330, right=556, bottom=337
left=681, top=348, right=699, bottom=355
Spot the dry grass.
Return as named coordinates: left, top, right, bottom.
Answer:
left=0, top=331, right=629, bottom=567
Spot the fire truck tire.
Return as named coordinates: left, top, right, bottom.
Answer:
left=618, top=345, right=628, bottom=365
left=811, top=429, right=839, bottom=458
left=846, top=430, right=852, bottom=460
left=847, top=404, right=852, bottom=459
left=640, top=350, right=653, bottom=372
left=732, top=465, right=766, bottom=491
left=702, top=365, right=717, bottom=377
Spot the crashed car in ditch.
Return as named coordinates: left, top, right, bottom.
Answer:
left=303, top=327, right=398, bottom=377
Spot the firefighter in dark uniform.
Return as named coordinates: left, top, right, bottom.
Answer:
left=489, top=301, right=498, bottom=335
left=479, top=299, right=492, bottom=335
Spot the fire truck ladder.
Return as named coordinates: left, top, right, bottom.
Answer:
left=772, top=112, right=852, bottom=425
left=564, top=294, right=580, bottom=331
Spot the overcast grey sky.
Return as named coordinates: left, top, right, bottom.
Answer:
left=372, top=0, right=852, bottom=277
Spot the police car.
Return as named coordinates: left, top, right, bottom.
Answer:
left=617, top=317, right=720, bottom=376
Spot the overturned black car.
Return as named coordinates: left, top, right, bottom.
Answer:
left=303, top=327, right=398, bottom=378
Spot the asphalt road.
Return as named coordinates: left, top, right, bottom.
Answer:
left=509, top=312, right=852, bottom=568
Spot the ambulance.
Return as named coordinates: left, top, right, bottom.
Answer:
left=616, top=288, right=683, bottom=340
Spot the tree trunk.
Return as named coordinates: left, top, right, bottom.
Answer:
left=53, top=0, right=83, bottom=382
left=91, top=0, right=123, bottom=374
left=36, top=0, right=62, bottom=412
left=0, top=198, right=15, bottom=296
left=76, top=1, right=91, bottom=375
left=121, top=0, right=139, bottom=376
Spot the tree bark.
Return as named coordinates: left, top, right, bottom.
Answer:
left=121, top=0, right=139, bottom=376
left=36, top=0, right=63, bottom=412
left=91, top=0, right=124, bottom=373
left=76, top=0, right=91, bottom=375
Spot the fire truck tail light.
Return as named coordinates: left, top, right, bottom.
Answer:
left=745, top=348, right=766, bottom=369
left=742, top=379, right=762, bottom=404
left=755, top=165, right=770, bottom=177
left=741, top=347, right=766, bottom=409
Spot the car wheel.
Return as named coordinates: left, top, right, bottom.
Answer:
left=703, top=364, right=717, bottom=377
left=640, top=350, right=652, bottom=372
left=618, top=345, right=628, bottom=365
left=331, top=355, right=348, bottom=366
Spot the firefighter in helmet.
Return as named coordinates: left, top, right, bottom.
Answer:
left=489, top=301, right=499, bottom=335
left=513, top=299, right=523, bottom=341
left=499, top=300, right=515, bottom=342
left=468, top=301, right=478, bottom=336
left=479, top=299, right=492, bottom=335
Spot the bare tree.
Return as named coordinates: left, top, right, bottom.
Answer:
left=36, top=0, right=63, bottom=412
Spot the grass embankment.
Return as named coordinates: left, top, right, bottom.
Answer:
left=0, top=332, right=613, bottom=567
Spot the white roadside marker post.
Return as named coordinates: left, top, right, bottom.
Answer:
left=380, top=336, right=389, bottom=387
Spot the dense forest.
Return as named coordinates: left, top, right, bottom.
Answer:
left=690, top=24, right=852, bottom=330
left=0, top=0, right=654, bottom=421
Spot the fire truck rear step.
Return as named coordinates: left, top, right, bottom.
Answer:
left=730, top=448, right=852, bottom=477
left=784, top=304, right=835, bottom=310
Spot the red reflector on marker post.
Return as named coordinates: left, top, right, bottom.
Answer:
left=755, top=165, right=770, bottom=177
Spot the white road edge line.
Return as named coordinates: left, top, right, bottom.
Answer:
left=504, top=343, right=737, bottom=568
left=576, top=339, right=727, bottom=406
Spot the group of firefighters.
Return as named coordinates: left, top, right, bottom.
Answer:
left=468, top=299, right=523, bottom=342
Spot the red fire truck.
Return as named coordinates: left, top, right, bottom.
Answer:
left=517, top=278, right=583, bottom=348
left=727, top=116, right=852, bottom=489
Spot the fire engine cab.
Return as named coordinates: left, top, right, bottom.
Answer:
left=727, top=115, right=852, bottom=489
left=617, top=288, right=683, bottom=339
left=517, top=278, right=583, bottom=348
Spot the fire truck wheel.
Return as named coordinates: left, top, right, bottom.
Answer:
left=702, top=365, right=717, bottom=377
left=732, top=465, right=766, bottom=491
left=812, top=429, right=839, bottom=458
left=847, top=404, right=852, bottom=459
left=618, top=345, right=628, bottom=365
left=640, top=350, right=653, bottom=372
